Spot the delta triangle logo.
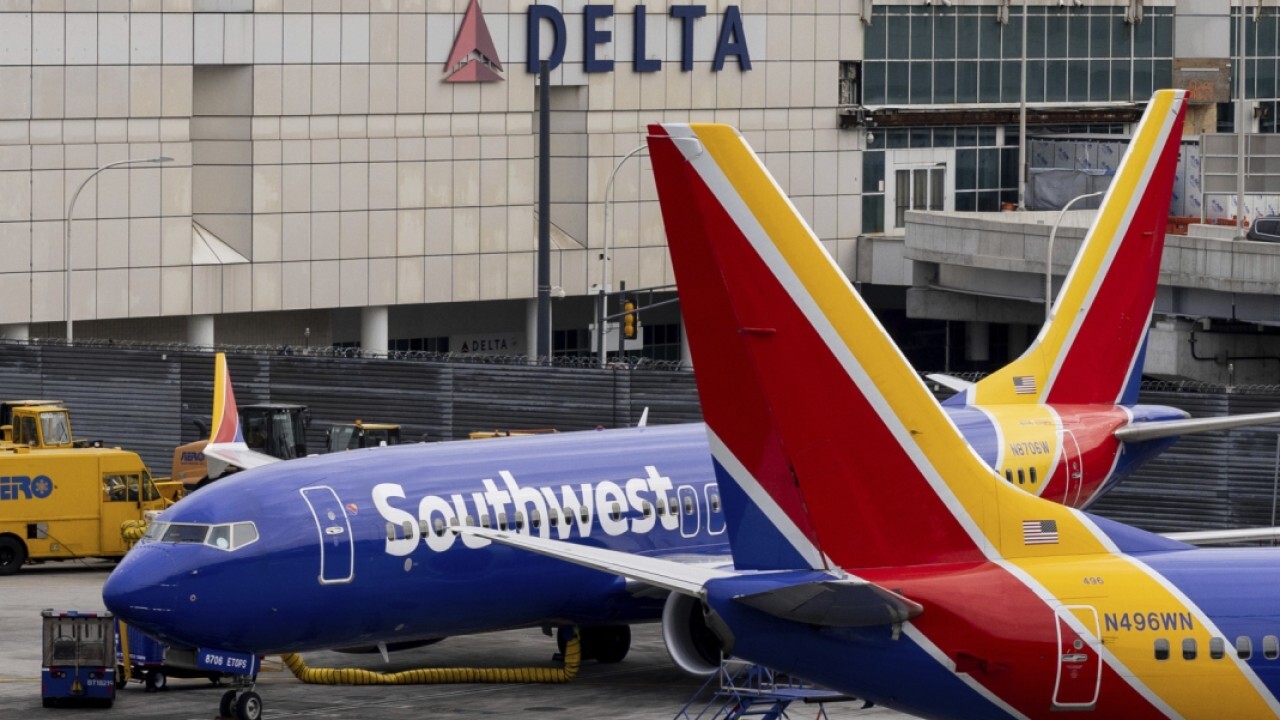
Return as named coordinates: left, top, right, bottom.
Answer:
left=444, top=0, right=503, bottom=83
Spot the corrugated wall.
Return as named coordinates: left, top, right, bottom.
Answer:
left=3, top=342, right=1279, bottom=534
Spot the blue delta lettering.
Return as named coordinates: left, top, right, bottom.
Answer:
left=527, top=5, right=751, bottom=74
left=0, top=475, right=53, bottom=501
left=1103, top=611, right=1195, bottom=633
left=373, top=466, right=679, bottom=555
left=1009, top=441, right=1051, bottom=457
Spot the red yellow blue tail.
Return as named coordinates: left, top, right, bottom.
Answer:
left=209, top=353, right=244, bottom=445
left=969, top=91, right=1187, bottom=407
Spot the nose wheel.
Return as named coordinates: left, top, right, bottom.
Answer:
left=218, top=688, right=262, bottom=720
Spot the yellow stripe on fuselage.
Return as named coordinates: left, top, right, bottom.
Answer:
left=971, top=90, right=1176, bottom=406
left=1016, top=553, right=1278, bottom=718
left=984, top=404, right=1059, bottom=498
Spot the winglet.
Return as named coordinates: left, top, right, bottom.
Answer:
left=971, top=90, right=1187, bottom=406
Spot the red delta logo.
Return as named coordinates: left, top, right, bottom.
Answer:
left=444, top=0, right=504, bottom=83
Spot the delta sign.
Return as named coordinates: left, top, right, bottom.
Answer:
left=445, top=0, right=753, bottom=83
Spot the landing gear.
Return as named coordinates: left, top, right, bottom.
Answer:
left=219, top=686, right=263, bottom=720
left=559, top=625, right=631, bottom=664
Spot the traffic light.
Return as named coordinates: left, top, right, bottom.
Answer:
left=622, top=299, right=637, bottom=339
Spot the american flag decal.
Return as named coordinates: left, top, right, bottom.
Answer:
left=1023, top=519, right=1059, bottom=545
left=1013, top=376, right=1037, bottom=394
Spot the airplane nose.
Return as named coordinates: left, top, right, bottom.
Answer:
left=102, top=544, right=184, bottom=637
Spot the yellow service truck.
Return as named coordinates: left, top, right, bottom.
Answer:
left=0, top=446, right=169, bottom=575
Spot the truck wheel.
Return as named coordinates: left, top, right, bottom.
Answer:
left=236, top=691, right=263, bottom=720
left=114, top=665, right=127, bottom=689
left=145, top=669, right=166, bottom=691
left=0, top=536, right=26, bottom=575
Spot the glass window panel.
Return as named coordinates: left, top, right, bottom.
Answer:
left=1133, top=59, right=1153, bottom=99
left=978, top=127, right=997, bottom=145
left=887, top=129, right=909, bottom=149
left=887, top=61, right=909, bottom=103
left=1090, top=60, right=1110, bottom=102
left=1247, top=16, right=1259, bottom=57
left=955, top=192, right=976, bottom=211
left=1069, top=13, right=1089, bottom=58
left=1154, top=639, right=1170, bottom=661
left=979, top=11, right=1001, bottom=59
left=1001, top=12, right=1021, bottom=59
left=1153, top=61, right=1172, bottom=96
left=1262, top=16, right=1278, bottom=58
left=1210, top=637, right=1225, bottom=660
left=1001, top=60, right=1020, bottom=103
left=1028, top=59, right=1046, bottom=102
left=958, top=14, right=979, bottom=59
left=863, top=61, right=886, bottom=105
left=1155, top=15, right=1172, bottom=57
left=1266, top=635, right=1279, bottom=661
left=957, top=61, right=978, bottom=103
left=862, top=195, right=885, bottom=234
left=956, top=127, right=978, bottom=146
left=1111, top=15, right=1131, bottom=57
left=866, top=12, right=887, bottom=59
left=1238, top=636, right=1254, bottom=660
left=934, top=61, right=956, bottom=104
left=1028, top=13, right=1047, bottom=59
left=956, top=149, right=977, bottom=190
left=1111, top=62, right=1130, bottom=102
left=978, top=148, right=1000, bottom=189
left=910, top=127, right=932, bottom=148
left=911, top=14, right=932, bottom=59
left=1067, top=60, right=1088, bottom=102
left=979, top=61, right=1001, bottom=103
left=978, top=191, right=1001, bottom=212
left=1046, top=14, right=1067, bottom=57
left=1045, top=60, right=1067, bottom=101
left=862, top=151, right=884, bottom=193
left=1182, top=638, right=1197, bottom=661
left=911, top=62, right=933, bottom=104
left=1090, top=13, right=1110, bottom=57
left=929, top=168, right=945, bottom=211
left=1134, top=16, right=1153, bottom=57
left=934, top=128, right=955, bottom=148
left=888, top=14, right=909, bottom=60
left=896, top=170, right=912, bottom=226
left=935, top=12, right=956, bottom=59
left=1000, top=147, right=1019, bottom=189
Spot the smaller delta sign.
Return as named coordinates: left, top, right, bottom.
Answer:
left=445, top=0, right=752, bottom=84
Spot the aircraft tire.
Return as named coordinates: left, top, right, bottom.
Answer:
left=236, top=690, right=263, bottom=720
left=0, top=535, right=27, bottom=575
left=219, top=690, right=237, bottom=718
left=592, top=625, right=631, bottom=663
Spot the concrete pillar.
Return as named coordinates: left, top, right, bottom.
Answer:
left=0, top=324, right=29, bottom=341
left=965, top=321, right=990, bottom=363
left=361, top=306, right=388, bottom=357
left=188, top=315, right=214, bottom=347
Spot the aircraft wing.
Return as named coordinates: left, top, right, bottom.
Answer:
left=454, top=526, right=728, bottom=595
left=455, top=527, right=923, bottom=628
left=1114, top=410, right=1280, bottom=443
left=925, top=373, right=975, bottom=394
left=203, top=441, right=281, bottom=479
left=1163, top=527, right=1280, bottom=545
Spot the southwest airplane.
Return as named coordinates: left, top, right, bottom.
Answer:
left=102, top=91, right=1275, bottom=719
left=467, top=89, right=1280, bottom=719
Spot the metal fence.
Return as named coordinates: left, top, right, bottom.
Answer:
left=3, top=340, right=1280, bottom=534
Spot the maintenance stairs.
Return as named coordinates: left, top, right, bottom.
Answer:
left=673, top=661, right=867, bottom=720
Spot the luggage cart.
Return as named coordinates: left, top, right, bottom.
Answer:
left=41, top=609, right=117, bottom=708
left=116, top=619, right=238, bottom=692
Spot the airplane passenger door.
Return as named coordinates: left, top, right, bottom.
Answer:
left=300, top=486, right=354, bottom=584
left=1052, top=605, right=1102, bottom=710
left=1060, top=430, right=1084, bottom=508
left=676, top=485, right=700, bottom=538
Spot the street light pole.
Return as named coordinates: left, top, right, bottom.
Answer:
left=597, top=143, right=649, bottom=368
left=64, top=156, right=171, bottom=343
left=1045, top=190, right=1104, bottom=320
left=1017, top=0, right=1028, bottom=210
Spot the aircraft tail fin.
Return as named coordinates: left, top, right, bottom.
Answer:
left=648, top=124, right=1004, bottom=571
left=971, top=90, right=1187, bottom=407
left=209, top=353, right=243, bottom=445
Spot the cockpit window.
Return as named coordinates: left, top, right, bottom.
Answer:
left=152, top=521, right=259, bottom=551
